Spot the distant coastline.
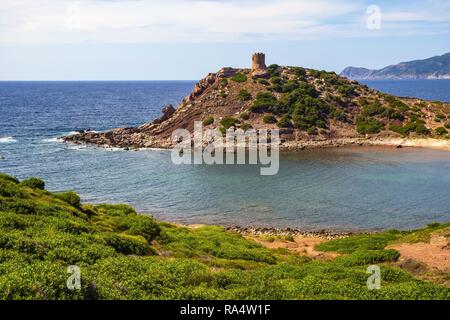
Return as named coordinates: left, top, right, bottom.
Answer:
left=341, top=52, right=450, bottom=80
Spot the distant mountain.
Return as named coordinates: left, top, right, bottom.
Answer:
left=341, top=53, right=450, bottom=80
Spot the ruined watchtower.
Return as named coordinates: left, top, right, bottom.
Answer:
left=252, top=53, right=267, bottom=72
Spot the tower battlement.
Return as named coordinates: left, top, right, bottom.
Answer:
left=252, top=53, right=267, bottom=71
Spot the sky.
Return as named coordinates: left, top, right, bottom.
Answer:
left=0, top=0, right=449, bottom=80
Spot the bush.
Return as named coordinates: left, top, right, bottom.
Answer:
left=356, top=117, right=385, bottom=134
left=329, top=108, right=347, bottom=122
left=240, top=123, right=253, bottom=131
left=237, top=89, right=252, bottom=101
left=220, top=78, right=228, bottom=86
left=0, top=173, right=20, bottom=184
left=339, top=249, right=400, bottom=267
left=102, top=233, right=153, bottom=256
left=54, top=191, right=81, bottom=208
left=263, top=115, right=277, bottom=124
left=389, top=120, right=431, bottom=136
left=231, top=73, right=247, bottom=83
left=362, top=101, right=385, bottom=117
left=202, top=116, right=214, bottom=126
left=307, top=127, right=318, bottom=135
left=220, top=117, right=239, bottom=129
left=445, top=123, right=450, bottom=129
left=20, top=178, right=45, bottom=190
left=96, top=204, right=136, bottom=216
left=258, top=79, right=269, bottom=86
left=239, top=112, right=250, bottom=120
left=277, top=115, right=292, bottom=128
left=282, top=80, right=299, bottom=93
left=250, top=92, right=278, bottom=113
left=435, top=127, right=448, bottom=136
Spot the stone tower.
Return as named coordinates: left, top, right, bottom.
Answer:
left=252, top=53, right=267, bottom=72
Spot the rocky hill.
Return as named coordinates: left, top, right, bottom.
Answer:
left=64, top=54, right=450, bottom=150
left=341, top=53, right=450, bottom=80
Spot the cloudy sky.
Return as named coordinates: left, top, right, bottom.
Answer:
left=1, top=0, right=449, bottom=80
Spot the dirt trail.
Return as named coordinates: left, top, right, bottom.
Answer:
left=388, top=234, right=450, bottom=272
left=246, top=235, right=340, bottom=260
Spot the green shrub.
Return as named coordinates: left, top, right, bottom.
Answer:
left=282, top=80, right=300, bottom=93
left=202, top=116, right=214, bottom=126
left=220, top=78, right=228, bottom=86
left=263, top=115, right=277, bottom=124
left=307, top=127, right=318, bottom=135
left=20, top=178, right=45, bottom=190
left=0, top=173, right=20, bottom=184
left=54, top=191, right=81, bottom=208
left=239, top=112, right=250, bottom=120
left=231, top=73, right=247, bottom=83
left=337, top=85, right=355, bottom=96
left=240, top=123, right=253, bottom=131
left=270, top=76, right=283, bottom=86
left=220, top=117, right=239, bottom=129
left=291, top=67, right=306, bottom=78
left=277, top=115, right=292, bottom=128
left=356, top=117, right=385, bottom=134
left=237, top=89, right=252, bottom=101
left=389, top=120, right=431, bottom=136
left=445, top=123, right=450, bottom=129
left=258, top=79, right=269, bottom=86
left=102, top=233, right=153, bottom=256
left=338, top=249, right=400, bottom=267
left=435, top=127, right=448, bottom=136
left=218, top=127, right=227, bottom=136
left=250, top=92, right=278, bottom=113
left=96, top=204, right=136, bottom=216
left=316, top=230, right=403, bottom=254
left=362, top=101, right=385, bottom=117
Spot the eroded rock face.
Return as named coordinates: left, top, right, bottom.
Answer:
left=152, top=104, right=175, bottom=124
left=189, top=73, right=217, bottom=101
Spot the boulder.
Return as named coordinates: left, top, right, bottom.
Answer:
left=153, top=104, right=176, bottom=124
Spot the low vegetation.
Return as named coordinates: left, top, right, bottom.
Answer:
left=202, top=116, right=214, bottom=126
left=0, top=173, right=449, bottom=300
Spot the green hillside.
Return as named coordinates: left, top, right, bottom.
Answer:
left=0, top=173, right=448, bottom=300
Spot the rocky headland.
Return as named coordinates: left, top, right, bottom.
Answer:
left=63, top=53, right=450, bottom=151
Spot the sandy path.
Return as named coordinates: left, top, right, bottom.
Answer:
left=388, top=234, right=450, bottom=272
left=246, top=235, right=340, bottom=260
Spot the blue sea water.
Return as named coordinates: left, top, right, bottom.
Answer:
left=0, top=80, right=449, bottom=231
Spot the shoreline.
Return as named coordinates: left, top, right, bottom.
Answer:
left=165, top=220, right=377, bottom=240
left=62, top=136, right=450, bottom=152
left=281, top=136, right=450, bottom=151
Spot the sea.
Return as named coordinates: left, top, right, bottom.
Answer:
left=1, top=79, right=449, bottom=231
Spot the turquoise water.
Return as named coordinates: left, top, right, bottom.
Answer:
left=1, top=81, right=449, bottom=231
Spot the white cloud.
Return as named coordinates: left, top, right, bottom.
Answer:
left=0, top=0, right=448, bottom=45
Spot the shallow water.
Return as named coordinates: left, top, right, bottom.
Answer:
left=1, top=81, right=449, bottom=231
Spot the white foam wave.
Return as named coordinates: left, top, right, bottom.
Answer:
left=0, top=136, right=17, bottom=144
left=42, top=137, right=61, bottom=143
